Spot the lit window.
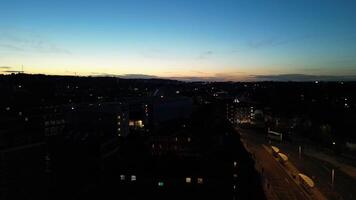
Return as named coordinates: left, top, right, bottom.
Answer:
left=187, top=137, right=191, bottom=142
left=233, top=174, right=238, bottom=178
left=233, top=184, right=237, bottom=190
left=117, top=115, right=121, bottom=119
left=185, top=177, right=191, bottom=183
left=197, top=178, right=203, bottom=184
left=158, top=181, right=164, bottom=187
left=118, top=128, right=121, bottom=132
left=131, top=175, right=136, bottom=181
left=136, top=120, right=143, bottom=127
left=233, top=161, right=237, bottom=167
left=120, top=175, right=125, bottom=181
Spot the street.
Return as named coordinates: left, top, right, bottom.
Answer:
left=238, top=128, right=332, bottom=200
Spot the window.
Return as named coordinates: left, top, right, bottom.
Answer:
left=185, top=177, right=191, bottom=183
left=158, top=181, right=164, bottom=187
left=131, top=175, right=136, bottom=181
left=120, top=175, right=125, bottom=181
left=197, top=178, right=203, bottom=184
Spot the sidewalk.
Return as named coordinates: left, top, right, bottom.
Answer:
left=304, top=149, right=356, bottom=180
left=263, top=145, right=327, bottom=200
left=291, top=135, right=356, bottom=180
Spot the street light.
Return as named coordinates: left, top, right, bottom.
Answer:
left=299, top=146, right=302, bottom=159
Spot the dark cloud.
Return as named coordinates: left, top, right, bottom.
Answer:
left=0, top=66, right=21, bottom=74
left=90, top=72, right=120, bottom=77
left=0, top=44, right=24, bottom=51
left=2, top=70, right=23, bottom=73
left=89, top=72, right=356, bottom=82
left=198, top=50, right=214, bottom=59
left=248, top=38, right=286, bottom=49
left=252, top=74, right=356, bottom=81
left=0, top=30, right=71, bottom=54
left=118, top=74, right=159, bottom=79
left=189, top=70, right=210, bottom=75
left=167, top=76, right=219, bottom=82
left=91, top=73, right=159, bottom=79
left=246, top=34, right=313, bottom=50
left=0, top=66, right=12, bottom=69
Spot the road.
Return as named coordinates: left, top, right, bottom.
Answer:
left=239, top=127, right=355, bottom=200
left=273, top=136, right=356, bottom=200
left=238, top=128, right=314, bottom=200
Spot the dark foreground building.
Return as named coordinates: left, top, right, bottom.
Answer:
left=0, top=74, right=265, bottom=200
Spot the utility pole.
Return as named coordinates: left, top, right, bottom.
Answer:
left=299, top=146, right=302, bottom=159
left=331, top=169, right=335, bottom=188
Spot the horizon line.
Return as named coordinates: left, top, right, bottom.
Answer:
left=1, top=72, right=356, bottom=83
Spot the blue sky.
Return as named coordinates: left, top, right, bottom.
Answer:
left=1, top=0, right=356, bottom=81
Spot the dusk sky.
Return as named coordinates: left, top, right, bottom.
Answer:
left=1, top=0, right=356, bottom=81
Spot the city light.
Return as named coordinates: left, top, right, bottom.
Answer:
left=185, top=177, right=192, bottom=183
left=197, top=178, right=203, bottom=184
